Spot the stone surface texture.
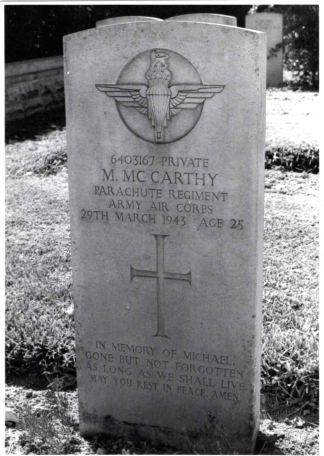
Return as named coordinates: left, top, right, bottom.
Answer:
left=64, top=21, right=266, bottom=454
left=96, top=16, right=163, bottom=27
left=167, top=13, right=237, bottom=26
left=245, top=13, right=283, bottom=87
left=5, top=408, right=19, bottom=424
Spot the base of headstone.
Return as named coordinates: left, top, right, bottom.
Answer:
left=80, top=413, right=255, bottom=454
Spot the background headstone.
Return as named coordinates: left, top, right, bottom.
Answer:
left=96, top=16, right=163, bottom=27
left=167, top=13, right=237, bottom=26
left=245, top=12, right=283, bottom=87
left=64, top=20, right=266, bottom=454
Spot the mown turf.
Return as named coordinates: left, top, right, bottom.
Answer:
left=6, top=168, right=75, bottom=378
left=266, top=89, right=319, bottom=149
left=262, top=171, right=318, bottom=413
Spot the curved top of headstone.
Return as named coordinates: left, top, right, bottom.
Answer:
left=166, top=13, right=237, bottom=26
left=96, top=16, right=163, bottom=27
left=245, top=13, right=283, bottom=32
left=245, top=12, right=283, bottom=28
left=246, top=12, right=283, bottom=19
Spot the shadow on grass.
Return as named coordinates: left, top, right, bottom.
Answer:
left=6, top=373, right=53, bottom=391
left=5, top=108, right=66, bottom=144
left=6, top=373, right=77, bottom=392
left=256, top=431, right=285, bottom=455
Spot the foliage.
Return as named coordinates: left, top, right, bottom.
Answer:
left=265, top=146, right=319, bottom=174
left=15, top=387, right=82, bottom=454
left=6, top=133, right=75, bottom=380
left=254, top=5, right=319, bottom=89
left=6, top=295, right=76, bottom=378
left=32, top=146, right=67, bottom=176
left=5, top=4, right=253, bottom=62
left=262, top=322, right=319, bottom=415
left=262, top=168, right=319, bottom=416
left=5, top=5, right=318, bottom=89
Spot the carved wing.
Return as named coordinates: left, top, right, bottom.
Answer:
left=95, top=84, right=148, bottom=115
left=169, top=85, right=225, bottom=116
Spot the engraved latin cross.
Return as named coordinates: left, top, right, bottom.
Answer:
left=130, top=235, right=191, bottom=338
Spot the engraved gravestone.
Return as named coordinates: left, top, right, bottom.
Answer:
left=64, top=21, right=266, bottom=454
left=245, top=12, right=283, bottom=87
left=96, top=16, right=163, bottom=27
left=167, top=13, right=237, bottom=26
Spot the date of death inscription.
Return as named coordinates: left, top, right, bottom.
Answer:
left=78, top=157, right=246, bottom=230
left=83, top=340, right=248, bottom=403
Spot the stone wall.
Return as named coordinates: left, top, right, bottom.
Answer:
left=5, top=56, right=64, bottom=122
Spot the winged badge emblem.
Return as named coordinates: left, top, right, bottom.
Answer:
left=96, top=50, right=225, bottom=143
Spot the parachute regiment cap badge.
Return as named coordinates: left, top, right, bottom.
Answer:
left=96, top=49, right=225, bottom=144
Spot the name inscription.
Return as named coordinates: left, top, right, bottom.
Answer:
left=79, top=154, right=245, bottom=231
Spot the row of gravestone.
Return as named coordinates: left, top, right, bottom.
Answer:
left=64, top=12, right=267, bottom=454
left=96, top=12, right=283, bottom=88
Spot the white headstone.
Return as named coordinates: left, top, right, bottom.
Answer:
left=96, top=16, right=163, bottom=27
left=167, top=13, right=237, bottom=26
left=64, top=20, right=266, bottom=454
left=245, top=12, right=283, bottom=87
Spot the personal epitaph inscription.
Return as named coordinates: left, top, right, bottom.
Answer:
left=96, top=49, right=225, bottom=143
left=131, top=234, right=191, bottom=338
left=64, top=21, right=266, bottom=454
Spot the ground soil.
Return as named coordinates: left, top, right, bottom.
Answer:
left=5, top=379, right=319, bottom=455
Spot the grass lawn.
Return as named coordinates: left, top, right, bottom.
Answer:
left=262, top=170, right=318, bottom=410
left=5, top=89, right=319, bottom=454
left=266, top=89, right=319, bottom=148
